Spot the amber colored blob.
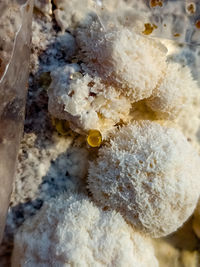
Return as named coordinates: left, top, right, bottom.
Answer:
left=174, top=33, right=180, bottom=37
left=187, top=3, right=196, bottom=14
left=150, top=0, right=163, bottom=8
left=142, top=23, right=157, bottom=35
left=195, top=20, right=200, bottom=29
left=52, top=117, right=70, bottom=135
left=87, top=129, right=102, bottom=147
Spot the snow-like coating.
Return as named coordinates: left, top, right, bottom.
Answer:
left=146, top=63, right=197, bottom=120
left=11, top=194, right=158, bottom=267
left=88, top=121, right=200, bottom=237
left=2, top=0, right=200, bottom=266
left=47, top=22, right=168, bottom=136
left=76, top=21, right=167, bottom=102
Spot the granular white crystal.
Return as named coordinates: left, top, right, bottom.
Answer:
left=48, top=65, right=131, bottom=136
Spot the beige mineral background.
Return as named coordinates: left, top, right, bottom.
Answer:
left=1, top=0, right=200, bottom=266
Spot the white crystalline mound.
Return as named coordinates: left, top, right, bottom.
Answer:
left=88, top=121, right=200, bottom=237
left=146, top=63, right=199, bottom=120
left=12, top=194, right=158, bottom=267
left=77, top=21, right=167, bottom=102
left=48, top=64, right=131, bottom=135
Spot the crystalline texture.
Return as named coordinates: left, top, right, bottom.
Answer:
left=0, top=0, right=33, bottom=242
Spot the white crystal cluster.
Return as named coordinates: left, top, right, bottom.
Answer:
left=48, top=64, right=131, bottom=135
left=12, top=194, right=158, bottom=267
left=11, top=0, right=200, bottom=266
left=47, top=16, right=200, bottom=140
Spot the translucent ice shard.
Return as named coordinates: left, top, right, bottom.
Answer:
left=0, top=0, right=33, bottom=242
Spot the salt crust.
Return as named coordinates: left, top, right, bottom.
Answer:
left=6, top=1, right=200, bottom=266
left=48, top=65, right=131, bottom=135
left=76, top=21, right=167, bottom=102
left=11, top=133, right=88, bottom=206
left=48, top=24, right=167, bottom=136
left=88, top=121, right=200, bottom=237
left=157, top=40, right=200, bottom=152
left=48, top=15, right=200, bottom=141
left=146, top=63, right=197, bottom=119
left=12, top=194, right=158, bottom=267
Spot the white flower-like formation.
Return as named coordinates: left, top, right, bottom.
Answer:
left=12, top=5, right=200, bottom=267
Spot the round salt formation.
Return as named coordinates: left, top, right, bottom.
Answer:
left=12, top=194, right=158, bottom=267
left=76, top=19, right=167, bottom=102
left=146, top=63, right=198, bottom=120
left=88, top=121, right=200, bottom=237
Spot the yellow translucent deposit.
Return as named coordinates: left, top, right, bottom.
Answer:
left=150, top=0, right=163, bottom=8
left=87, top=130, right=102, bottom=147
left=195, top=20, right=200, bottom=29
left=142, top=23, right=157, bottom=35
left=52, top=117, right=69, bottom=135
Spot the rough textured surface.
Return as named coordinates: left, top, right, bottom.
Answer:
left=47, top=5, right=200, bottom=142
left=12, top=193, right=158, bottom=267
left=159, top=39, right=200, bottom=153
left=146, top=63, right=197, bottom=120
left=1, top=0, right=200, bottom=266
left=88, top=121, right=200, bottom=237
left=48, top=67, right=131, bottom=136
left=76, top=21, right=167, bottom=102
left=0, top=10, right=88, bottom=265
